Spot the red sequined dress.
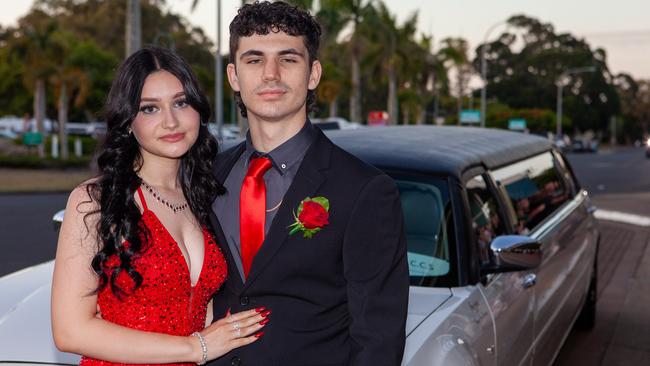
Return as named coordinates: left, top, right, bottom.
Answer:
left=80, top=188, right=227, bottom=366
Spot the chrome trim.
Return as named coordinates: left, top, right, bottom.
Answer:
left=488, top=235, right=543, bottom=272
left=52, top=209, right=65, bottom=232
left=531, top=189, right=587, bottom=240
left=522, top=273, right=537, bottom=288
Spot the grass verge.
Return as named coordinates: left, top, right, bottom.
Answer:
left=0, top=168, right=94, bottom=193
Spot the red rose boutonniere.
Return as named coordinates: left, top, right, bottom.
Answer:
left=289, top=196, right=330, bottom=238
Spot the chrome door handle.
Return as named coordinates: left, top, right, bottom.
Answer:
left=522, top=273, right=537, bottom=288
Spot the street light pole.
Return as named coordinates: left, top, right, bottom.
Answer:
left=556, top=82, right=564, bottom=137
left=555, top=66, right=597, bottom=137
left=215, top=0, right=223, bottom=140
left=480, top=20, right=507, bottom=128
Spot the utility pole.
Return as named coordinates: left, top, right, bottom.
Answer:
left=480, top=20, right=507, bottom=128
left=125, top=0, right=141, bottom=58
left=555, top=66, right=597, bottom=137
left=215, top=0, right=223, bottom=140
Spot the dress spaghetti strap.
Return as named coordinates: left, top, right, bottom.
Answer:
left=136, top=187, right=148, bottom=211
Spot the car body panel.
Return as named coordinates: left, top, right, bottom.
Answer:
left=479, top=271, right=534, bottom=365
left=0, top=261, right=79, bottom=364
left=402, top=286, right=495, bottom=366
left=530, top=192, right=597, bottom=366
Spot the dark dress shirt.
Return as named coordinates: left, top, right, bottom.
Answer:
left=212, top=121, right=316, bottom=281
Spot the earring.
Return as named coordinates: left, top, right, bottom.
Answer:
left=127, top=127, right=133, bottom=134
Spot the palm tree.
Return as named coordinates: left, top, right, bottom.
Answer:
left=363, top=3, right=399, bottom=124
left=125, top=0, right=141, bottom=57
left=191, top=0, right=250, bottom=136
left=19, top=16, right=59, bottom=157
left=321, top=0, right=373, bottom=123
left=49, top=31, right=91, bottom=160
left=363, top=2, right=431, bottom=124
left=439, top=37, right=472, bottom=124
left=313, top=1, right=349, bottom=117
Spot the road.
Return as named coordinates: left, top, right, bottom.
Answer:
left=568, top=146, right=650, bottom=197
left=0, top=193, right=67, bottom=276
left=1, top=146, right=649, bottom=364
left=554, top=147, right=650, bottom=365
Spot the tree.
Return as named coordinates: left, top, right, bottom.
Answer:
left=615, top=74, right=650, bottom=141
left=49, top=31, right=94, bottom=159
left=439, top=37, right=472, bottom=124
left=14, top=8, right=60, bottom=156
left=320, top=0, right=374, bottom=122
left=362, top=2, right=433, bottom=124
left=0, top=0, right=217, bottom=128
left=473, top=15, right=620, bottom=134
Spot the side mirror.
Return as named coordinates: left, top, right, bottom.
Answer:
left=53, top=209, right=65, bottom=232
left=483, top=235, right=542, bottom=274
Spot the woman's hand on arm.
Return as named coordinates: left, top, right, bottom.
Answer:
left=199, top=308, right=267, bottom=360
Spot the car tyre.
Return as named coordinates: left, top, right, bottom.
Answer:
left=576, top=252, right=597, bottom=330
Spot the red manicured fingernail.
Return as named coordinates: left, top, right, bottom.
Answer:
left=254, top=331, right=265, bottom=338
left=259, top=318, right=270, bottom=325
left=255, top=306, right=266, bottom=313
left=261, top=310, right=272, bottom=318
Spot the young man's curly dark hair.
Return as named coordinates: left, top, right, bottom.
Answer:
left=229, top=0, right=322, bottom=117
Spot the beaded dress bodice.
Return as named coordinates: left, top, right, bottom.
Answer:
left=80, top=188, right=227, bottom=366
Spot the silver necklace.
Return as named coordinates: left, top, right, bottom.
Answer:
left=140, top=179, right=189, bottom=214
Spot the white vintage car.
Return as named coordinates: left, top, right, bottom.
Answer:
left=0, top=126, right=598, bottom=365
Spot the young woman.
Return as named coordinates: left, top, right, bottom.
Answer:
left=51, top=46, right=267, bottom=365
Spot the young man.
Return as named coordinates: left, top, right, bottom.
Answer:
left=209, top=2, right=409, bottom=365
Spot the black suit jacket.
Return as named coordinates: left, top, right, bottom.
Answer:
left=208, top=129, right=409, bottom=366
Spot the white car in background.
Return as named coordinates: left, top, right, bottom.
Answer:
left=0, top=126, right=599, bottom=366
left=311, top=117, right=362, bottom=130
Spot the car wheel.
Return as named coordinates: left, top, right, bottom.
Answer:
left=576, top=253, right=597, bottom=330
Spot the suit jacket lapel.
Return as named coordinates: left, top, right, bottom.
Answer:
left=211, top=142, right=247, bottom=291
left=243, top=130, right=333, bottom=290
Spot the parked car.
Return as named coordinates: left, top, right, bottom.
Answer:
left=311, top=117, right=362, bottom=130
left=571, top=138, right=598, bottom=153
left=0, top=126, right=598, bottom=366
left=207, top=123, right=240, bottom=141
left=0, top=127, right=18, bottom=139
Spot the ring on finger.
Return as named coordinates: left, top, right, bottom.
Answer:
left=232, top=322, right=241, bottom=330
left=236, top=328, right=242, bottom=338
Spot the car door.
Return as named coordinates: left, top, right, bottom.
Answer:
left=529, top=153, right=595, bottom=366
left=490, top=152, right=590, bottom=365
left=465, top=173, right=534, bottom=366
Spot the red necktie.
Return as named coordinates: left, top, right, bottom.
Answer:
left=240, top=156, right=273, bottom=278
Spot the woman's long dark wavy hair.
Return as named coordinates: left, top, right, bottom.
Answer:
left=86, top=46, right=224, bottom=297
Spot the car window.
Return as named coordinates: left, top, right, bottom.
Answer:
left=466, top=175, right=507, bottom=267
left=491, top=152, right=571, bottom=234
left=553, top=150, right=579, bottom=196
left=391, top=176, right=456, bottom=287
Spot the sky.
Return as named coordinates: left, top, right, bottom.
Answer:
left=2, top=0, right=649, bottom=79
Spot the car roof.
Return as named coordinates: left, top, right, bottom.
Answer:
left=325, top=126, right=553, bottom=178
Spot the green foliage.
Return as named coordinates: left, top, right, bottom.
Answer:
left=0, top=153, right=91, bottom=169
left=13, top=134, right=100, bottom=157
left=0, top=0, right=218, bottom=122
left=473, top=15, right=620, bottom=134
left=0, top=48, right=32, bottom=115
left=0, top=0, right=641, bottom=136
left=485, top=103, right=570, bottom=133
